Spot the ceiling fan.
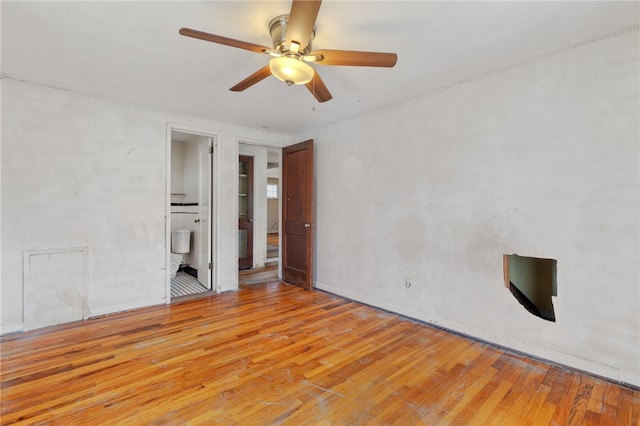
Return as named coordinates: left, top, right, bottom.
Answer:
left=179, top=0, right=397, bottom=103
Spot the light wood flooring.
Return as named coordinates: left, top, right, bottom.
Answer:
left=267, top=232, right=279, bottom=259
left=239, top=263, right=279, bottom=287
left=1, top=281, right=638, bottom=425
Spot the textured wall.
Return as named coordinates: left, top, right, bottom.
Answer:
left=294, top=30, right=640, bottom=385
left=1, top=79, right=288, bottom=332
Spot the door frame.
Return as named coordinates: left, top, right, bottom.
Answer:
left=237, top=140, right=285, bottom=278
left=166, top=124, right=220, bottom=302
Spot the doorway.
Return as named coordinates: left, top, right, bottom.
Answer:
left=238, top=144, right=281, bottom=286
left=167, top=128, right=217, bottom=301
left=237, top=140, right=314, bottom=290
left=238, top=155, right=254, bottom=270
left=266, top=150, right=280, bottom=265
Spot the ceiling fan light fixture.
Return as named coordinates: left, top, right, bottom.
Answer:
left=269, top=56, right=314, bottom=86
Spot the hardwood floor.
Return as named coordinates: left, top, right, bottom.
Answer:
left=239, top=263, right=279, bottom=287
left=1, top=282, right=638, bottom=425
left=267, top=232, right=279, bottom=259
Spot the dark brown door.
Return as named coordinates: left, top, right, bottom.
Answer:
left=282, top=140, right=314, bottom=289
left=238, top=155, right=253, bottom=270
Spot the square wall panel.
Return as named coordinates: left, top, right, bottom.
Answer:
left=23, top=247, right=88, bottom=330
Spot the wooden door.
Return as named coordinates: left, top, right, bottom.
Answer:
left=238, top=155, right=253, bottom=270
left=282, top=140, right=314, bottom=289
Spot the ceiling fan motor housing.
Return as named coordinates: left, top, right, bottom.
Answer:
left=269, top=14, right=315, bottom=55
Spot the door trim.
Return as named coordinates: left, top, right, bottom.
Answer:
left=166, top=123, right=220, bottom=302
left=237, top=140, right=286, bottom=281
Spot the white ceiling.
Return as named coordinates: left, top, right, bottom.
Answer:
left=2, top=1, right=638, bottom=135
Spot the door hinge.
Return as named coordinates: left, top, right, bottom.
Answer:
left=209, top=146, right=213, bottom=154
left=209, top=262, right=213, bottom=270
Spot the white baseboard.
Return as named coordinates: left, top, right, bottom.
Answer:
left=315, top=281, right=632, bottom=387
left=88, top=297, right=166, bottom=318
left=0, top=322, right=24, bottom=336
left=1, top=298, right=167, bottom=335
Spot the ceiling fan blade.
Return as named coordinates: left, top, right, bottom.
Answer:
left=179, top=28, right=270, bottom=54
left=286, top=0, right=322, bottom=51
left=230, top=66, right=272, bottom=92
left=305, top=71, right=332, bottom=103
left=310, top=49, right=398, bottom=67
